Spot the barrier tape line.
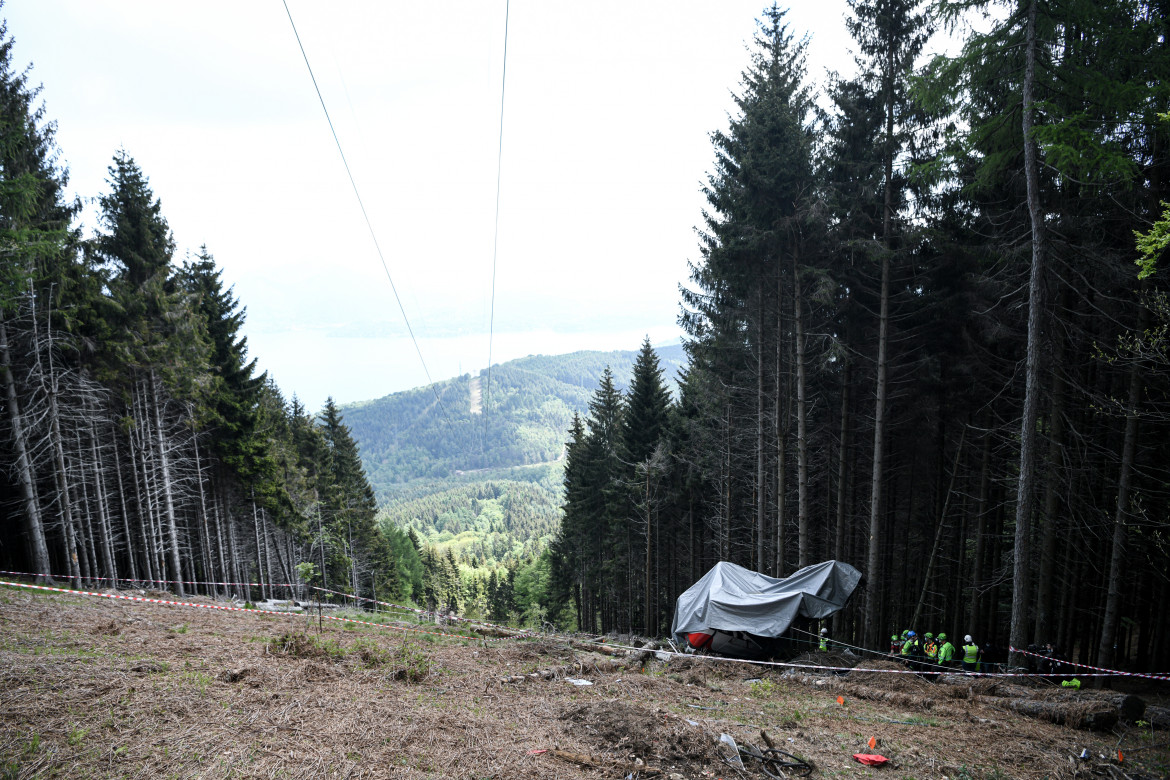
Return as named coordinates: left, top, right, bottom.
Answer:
left=6, top=573, right=1165, bottom=680
left=0, top=569, right=297, bottom=589
left=551, top=635, right=1170, bottom=680
left=0, top=580, right=520, bottom=645
left=1009, top=645, right=1170, bottom=682
left=0, top=569, right=531, bottom=639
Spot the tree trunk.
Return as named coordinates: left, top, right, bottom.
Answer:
left=0, top=319, right=52, bottom=582
left=793, top=250, right=809, bottom=570
left=1010, top=0, right=1045, bottom=669
left=150, top=372, right=186, bottom=597
left=1096, top=357, right=1143, bottom=677
left=111, top=425, right=138, bottom=582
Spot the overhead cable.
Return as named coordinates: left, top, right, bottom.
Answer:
left=484, top=0, right=510, bottom=417
left=281, top=0, right=449, bottom=420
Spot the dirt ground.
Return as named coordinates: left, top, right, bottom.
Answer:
left=1, top=585, right=1167, bottom=780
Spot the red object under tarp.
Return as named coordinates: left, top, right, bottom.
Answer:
left=687, top=631, right=713, bottom=649
left=853, top=754, right=890, bottom=766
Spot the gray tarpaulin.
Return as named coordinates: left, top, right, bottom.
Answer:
left=671, top=560, right=862, bottom=646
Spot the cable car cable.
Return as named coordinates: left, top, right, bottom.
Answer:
left=281, top=0, right=449, bottom=420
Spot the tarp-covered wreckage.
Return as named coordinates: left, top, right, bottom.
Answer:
left=671, top=560, right=863, bottom=659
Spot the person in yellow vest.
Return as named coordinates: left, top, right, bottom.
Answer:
left=818, top=627, right=830, bottom=651
left=962, top=635, right=981, bottom=672
left=936, top=633, right=956, bottom=668
left=901, top=630, right=920, bottom=660
left=924, top=632, right=938, bottom=661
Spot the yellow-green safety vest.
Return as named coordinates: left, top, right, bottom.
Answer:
left=963, top=643, right=979, bottom=664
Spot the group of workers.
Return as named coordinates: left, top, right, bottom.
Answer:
left=815, top=626, right=983, bottom=672
left=889, top=629, right=981, bottom=671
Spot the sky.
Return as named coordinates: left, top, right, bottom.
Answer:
left=3, top=1, right=943, bottom=410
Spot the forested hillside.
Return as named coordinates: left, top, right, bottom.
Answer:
left=548, top=1, right=1170, bottom=677
left=0, top=21, right=421, bottom=608
left=343, top=344, right=686, bottom=496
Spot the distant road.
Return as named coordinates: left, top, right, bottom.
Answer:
left=469, top=375, right=482, bottom=415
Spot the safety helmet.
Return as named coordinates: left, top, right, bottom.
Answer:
left=908, top=630, right=916, bottom=637
left=964, top=635, right=973, bottom=643
left=925, top=632, right=933, bottom=638
left=891, top=635, right=898, bottom=641
left=938, top=633, right=947, bottom=641
left=821, top=628, right=829, bottom=635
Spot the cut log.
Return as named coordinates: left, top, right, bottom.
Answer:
left=500, top=658, right=630, bottom=684
left=996, top=698, right=1118, bottom=731
left=1144, top=705, right=1170, bottom=729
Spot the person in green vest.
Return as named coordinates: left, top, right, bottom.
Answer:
left=962, top=635, right=981, bottom=672
left=924, top=632, right=938, bottom=661
left=818, top=627, right=829, bottom=651
left=936, top=633, right=956, bottom=668
left=901, top=630, right=920, bottom=660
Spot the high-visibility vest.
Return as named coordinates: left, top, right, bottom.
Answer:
left=963, top=643, right=980, bottom=664
left=901, top=639, right=912, bottom=656
left=937, top=642, right=955, bottom=663
left=819, top=636, right=828, bottom=651
left=925, top=640, right=938, bottom=659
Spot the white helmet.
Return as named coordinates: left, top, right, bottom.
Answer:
left=821, top=628, right=829, bottom=635
left=964, top=635, right=973, bottom=643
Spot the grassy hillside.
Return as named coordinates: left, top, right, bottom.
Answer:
left=345, top=343, right=686, bottom=568
left=344, top=343, right=686, bottom=497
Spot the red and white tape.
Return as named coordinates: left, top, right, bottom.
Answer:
left=0, top=569, right=296, bottom=589
left=1009, top=645, right=1170, bottom=682
left=0, top=580, right=519, bottom=644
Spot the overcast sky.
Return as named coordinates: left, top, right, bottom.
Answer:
left=4, top=1, right=933, bottom=410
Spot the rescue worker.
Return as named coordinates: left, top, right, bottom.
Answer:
left=889, top=634, right=901, bottom=656
left=901, top=630, right=920, bottom=660
left=818, top=627, right=830, bottom=652
left=936, top=633, right=956, bottom=668
left=962, top=635, right=981, bottom=673
left=924, top=632, right=938, bottom=661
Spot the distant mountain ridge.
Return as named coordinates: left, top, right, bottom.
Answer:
left=343, top=343, right=687, bottom=501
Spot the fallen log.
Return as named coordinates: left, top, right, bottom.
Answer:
left=995, top=698, right=1118, bottom=731
left=568, top=640, right=626, bottom=657
left=781, top=671, right=937, bottom=710
left=500, top=658, right=629, bottom=684
left=933, top=676, right=1146, bottom=721
left=1144, top=705, right=1170, bottom=729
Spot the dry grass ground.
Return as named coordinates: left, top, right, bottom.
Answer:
left=0, top=585, right=1167, bottom=780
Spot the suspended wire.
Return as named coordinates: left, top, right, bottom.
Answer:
left=281, top=0, right=449, bottom=420
left=484, top=0, right=510, bottom=419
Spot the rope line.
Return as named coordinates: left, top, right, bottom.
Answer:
left=281, top=0, right=449, bottom=420
left=484, top=0, right=510, bottom=419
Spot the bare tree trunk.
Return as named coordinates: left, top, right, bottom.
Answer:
left=252, top=495, right=267, bottom=602
left=756, top=291, right=766, bottom=572
left=192, top=435, right=215, bottom=598
left=1097, top=358, right=1143, bottom=677
left=111, top=425, right=137, bottom=582
left=774, top=261, right=788, bottom=577
left=793, top=250, right=809, bottom=570
left=212, top=491, right=228, bottom=594
left=911, top=427, right=965, bottom=628
left=1035, top=347, right=1066, bottom=644
left=128, top=399, right=156, bottom=584
left=150, top=373, right=185, bottom=597
left=1010, top=0, right=1045, bottom=669
left=48, top=387, right=82, bottom=586
left=0, top=319, right=52, bottom=582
